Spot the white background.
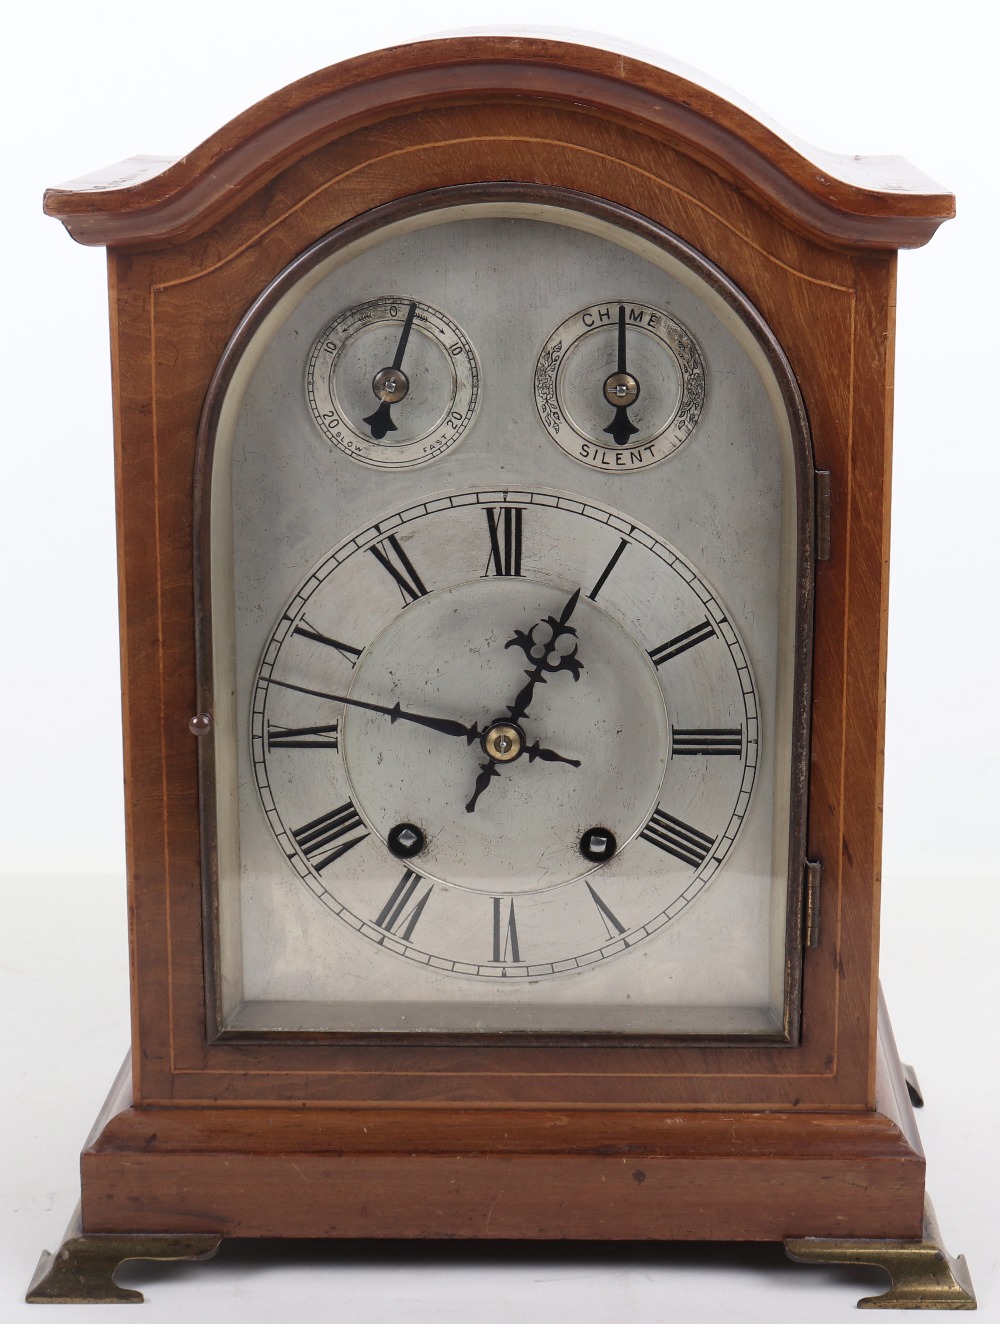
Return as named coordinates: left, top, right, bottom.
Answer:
left=2, top=0, right=997, bottom=1319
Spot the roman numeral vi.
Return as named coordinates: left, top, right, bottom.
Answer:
left=492, top=897, right=521, bottom=963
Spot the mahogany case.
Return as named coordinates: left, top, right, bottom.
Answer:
left=43, top=35, right=954, bottom=1242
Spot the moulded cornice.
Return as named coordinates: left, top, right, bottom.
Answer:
left=43, top=35, right=955, bottom=251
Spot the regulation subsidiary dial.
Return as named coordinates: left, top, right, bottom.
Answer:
left=535, top=301, right=706, bottom=472
left=306, top=296, right=480, bottom=467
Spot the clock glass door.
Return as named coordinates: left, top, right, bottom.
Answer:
left=199, top=190, right=813, bottom=1040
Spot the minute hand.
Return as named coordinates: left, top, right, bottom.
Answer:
left=270, top=677, right=579, bottom=767
left=269, top=678, right=482, bottom=743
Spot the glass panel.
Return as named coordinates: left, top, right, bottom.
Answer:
left=205, top=199, right=808, bottom=1037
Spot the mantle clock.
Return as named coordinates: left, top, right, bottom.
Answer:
left=30, top=35, right=974, bottom=1310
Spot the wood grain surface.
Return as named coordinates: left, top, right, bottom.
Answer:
left=77, top=997, right=924, bottom=1240
left=44, top=36, right=953, bottom=251
left=102, top=94, right=897, bottom=1110
left=43, top=34, right=953, bottom=1242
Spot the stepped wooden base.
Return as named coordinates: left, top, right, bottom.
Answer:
left=26, top=1001, right=975, bottom=1306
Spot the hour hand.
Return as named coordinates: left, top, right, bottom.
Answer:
left=465, top=722, right=581, bottom=813
left=522, top=739, right=580, bottom=767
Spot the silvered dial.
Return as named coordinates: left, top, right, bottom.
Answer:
left=535, top=300, right=706, bottom=470
left=252, top=490, right=758, bottom=977
left=213, top=198, right=802, bottom=1034
left=306, top=295, right=479, bottom=467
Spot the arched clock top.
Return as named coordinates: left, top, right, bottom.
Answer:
left=35, top=36, right=970, bottom=1285
left=43, top=34, right=953, bottom=252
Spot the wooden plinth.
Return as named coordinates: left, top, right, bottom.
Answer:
left=77, top=1000, right=925, bottom=1243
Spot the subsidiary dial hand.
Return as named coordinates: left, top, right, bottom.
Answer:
left=363, top=300, right=417, bottom=439
left=602, top=304, right=640, bottom=446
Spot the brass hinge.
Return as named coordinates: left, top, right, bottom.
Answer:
left=815, top=470, right=831, bottom=561
left=803, top=859, right=822, bottom=948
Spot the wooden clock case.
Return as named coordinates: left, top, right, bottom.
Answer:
left=34, top=33, right=969, bottom=1306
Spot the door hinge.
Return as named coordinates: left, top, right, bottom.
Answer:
left=815, top=470, right=831, bottom=562
left=803, top=859, right=822, bottom=948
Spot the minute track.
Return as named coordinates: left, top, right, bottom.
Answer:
left=253, top=488, right=759, bottom=977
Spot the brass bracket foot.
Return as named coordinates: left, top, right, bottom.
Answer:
left=902, top=1062, right=925, bottom=1108
left=785, top=1196, right=976, bottom=1309
left=26, top=1205, right=222, bottom=1304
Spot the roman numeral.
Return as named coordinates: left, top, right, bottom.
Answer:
left=586, top=881, right=626, bottom=938
left=375, top=870, right=433, bottom=940
left=648, top=619, right=716, bottom=666
left=587, top=538, right=628, bottom=600
left=267, top=721, right=339, bottom=750
left=492, top=897, right=521, bottom=963
left=292, top=621, right=363, bottom=666
left=672, top=727, right=743, bottom=757
left=640, top=808, right=714, bottom=868
left=292, top=801, right=368, bottom=871
left=485, top=507, right=523, bottom=576
left=370, top=533, right=429, bottom=603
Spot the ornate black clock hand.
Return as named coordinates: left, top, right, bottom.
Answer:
left=522, top=739, right=580, bottom=766
left=505, top=587, right=584, bottom=726
left=465, top=727, right=581, bottom=813
left=363, top=299, right=417, bottom=439
left=269, top=676, right=482, bottom=743
left=466, top=588, right=585, bottom=813
left=270, top=677, right=579, bottom=766
left=465, top=761, right=501, bottom=813
left=602, top=304, right=640, bottom=446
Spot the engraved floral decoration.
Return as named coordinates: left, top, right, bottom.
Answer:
left=671, top=327, right=707, bottom=440
left=534, top=340, right=563, bottom=433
